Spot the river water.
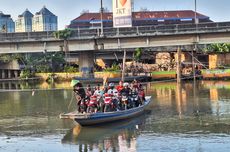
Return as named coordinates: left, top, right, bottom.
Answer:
left=0, top=80, right=230, bottom=152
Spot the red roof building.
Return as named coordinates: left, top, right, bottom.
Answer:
left=67, top=10, right=212, bottom=29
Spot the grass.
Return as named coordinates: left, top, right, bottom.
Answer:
left=151, top=71, right=176, bottom=75
left=202, top=69, right=230, bottom=74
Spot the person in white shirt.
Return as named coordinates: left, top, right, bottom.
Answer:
left=107, top=83, right=118, bottom=97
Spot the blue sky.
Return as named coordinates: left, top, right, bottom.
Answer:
left=0, top=0, right=230, bottom=30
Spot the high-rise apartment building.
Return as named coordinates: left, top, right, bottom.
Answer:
left=15, top=9, right=33, bottom=32
left=0, top=11, right=15, bottom=33
left=32, top=6, right=58, bottom=31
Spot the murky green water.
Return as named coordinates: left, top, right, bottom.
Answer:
left=0, top=80, right=230, bottom=152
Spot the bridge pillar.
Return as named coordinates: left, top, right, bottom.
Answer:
left=8, top=70, right=11, bottom=79
left=78, top=51, right=94, bottom=78
left=2, top=70, right=6, bottom=79
left=14, top=70, right=19, bottom=78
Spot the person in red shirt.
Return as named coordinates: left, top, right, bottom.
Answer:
left=116, top=80, right=123, bottom=92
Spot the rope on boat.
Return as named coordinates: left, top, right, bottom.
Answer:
left=67, top=91, right=75, bottom=111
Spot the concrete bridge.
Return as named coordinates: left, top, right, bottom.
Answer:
left=1, top=21, right=230, bottom=77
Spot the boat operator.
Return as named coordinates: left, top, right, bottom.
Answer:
left=72, top=80, right=86, bottom=111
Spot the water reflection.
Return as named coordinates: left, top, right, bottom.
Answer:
left=145, top=80, right=230, bottom=135
left=0, top=80, right=230, bottom=151
left=62, top=115, right=147, bottom=152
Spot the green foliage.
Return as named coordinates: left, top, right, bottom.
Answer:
left=104, top=63, right=120, bottom=72
left=204, top=43, right=230, bottom=54
left=0, top=53, right=25, bottom=63
left=23, top=52, right=65, bottom=73
left=53, top=28, right=72, bottom=40
left=64, top=65, right=78, bottom=73
left=20, top=68, right=34, bottom=78
left=36, top=65, right=50, bottom=73
left=46, top=73, right=58, bottom=83
left=151, top=70, right=176, bottom=75
left=134, top=48, right=143, bottom=62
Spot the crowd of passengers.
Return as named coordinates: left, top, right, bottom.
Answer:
left=73, top=80, right=146, bottom=113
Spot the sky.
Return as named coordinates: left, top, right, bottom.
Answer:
left=0, top=0, right=230, bottom=30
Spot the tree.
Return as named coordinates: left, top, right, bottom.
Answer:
left=134, top=48, right=143, bottom=62
left=140, top=7, right=149, bottom=12
left=80, top=9, right=89, bottom=15
left=53, top=28, right=72, bottom=64
left=99, top=7, right=109, bottom=13
left=204, top=43, right=230, bottom=54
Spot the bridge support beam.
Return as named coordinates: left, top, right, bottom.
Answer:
left=14, top=70, right=19, bottom=78
left=1, top=70, right=6, bottom=79
left=78, top=51, right=94, bottom=78
left=8, top=70, right=11, bottom=79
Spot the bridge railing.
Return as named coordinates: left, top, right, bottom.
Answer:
left=1, top=21, right=230, bottom=41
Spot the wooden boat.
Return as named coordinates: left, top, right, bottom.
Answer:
left=60, top=96, right=151, bottom=126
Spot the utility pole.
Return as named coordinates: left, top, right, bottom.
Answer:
left=193, top=0, right=198, bottom=81
left=100, top=0, right=104, bottom=36
left=122, top=50, right=126, bottom=82
left=177, top=46, right=181, bottom=83
left=194, top=0, right=198, bottom=24
left=192, top=45, right=196, bottom=81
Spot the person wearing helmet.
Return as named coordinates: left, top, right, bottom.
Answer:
left=107, top=83, right=120, bottom=111
left=120, top=82, right=131, bottom=97
left=107, top=83, right=118, bottom=96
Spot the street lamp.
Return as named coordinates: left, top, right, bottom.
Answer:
left=194, top=0, right=198, bottom=24
left=100, top=0, right=104, bottom=36
left=192, top=0, right=198, bottom=81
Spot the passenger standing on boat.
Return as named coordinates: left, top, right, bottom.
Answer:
left=86, top=84, right=93, bottom=98
left=107, top=83, right=120, bottom=111
left=94, top=84, right=104, bottom=96
left=93, top=84, right=104, bottom=112
left=73, top=82, right=86, bottom=112
left=138, top=84, right=145, bottom=105
left=116, top=80, right=124, bottom=92
left=132, top=79, right=139, bottom=90
left=120, top=83, right=132, bottom=109
left=107, top=83, right=118, bottom=96
left=130, top=83, right=140, bottom=107
left=120, top=83, right=131, bottom=96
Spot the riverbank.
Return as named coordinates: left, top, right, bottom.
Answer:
left=1, top=69, right=230, bottom=83
left=151, top=69, right=230, bottom=80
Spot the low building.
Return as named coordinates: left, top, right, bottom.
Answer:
left=0, top=11, right=15, bottom=33
left=32, top=6, right=58, bottom=31
left=15, top=9, right=33, bottom=32
left=67, top=10, right=212, bottom=29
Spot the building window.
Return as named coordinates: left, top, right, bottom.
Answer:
left=158, top=19, right=164, bottom=22
left=36, top=17, right=39, bottom=23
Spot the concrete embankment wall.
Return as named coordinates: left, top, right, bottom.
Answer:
left=35, top=72, right=121, bottom=81
left=33, top=69, right=230, bottom=81
left=151, top=69, right=230, bottom=80
left=202, top=69, right=230, bottom=79
left=151, top=71, right=176, bottom=80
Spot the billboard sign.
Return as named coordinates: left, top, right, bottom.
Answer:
left=113, top=0, right=132, bottom=28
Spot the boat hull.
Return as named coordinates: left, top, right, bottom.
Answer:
left=60, top=96, right=151, bottom=126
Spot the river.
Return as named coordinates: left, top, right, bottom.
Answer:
left=0, top=80, right=230, bottom=152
